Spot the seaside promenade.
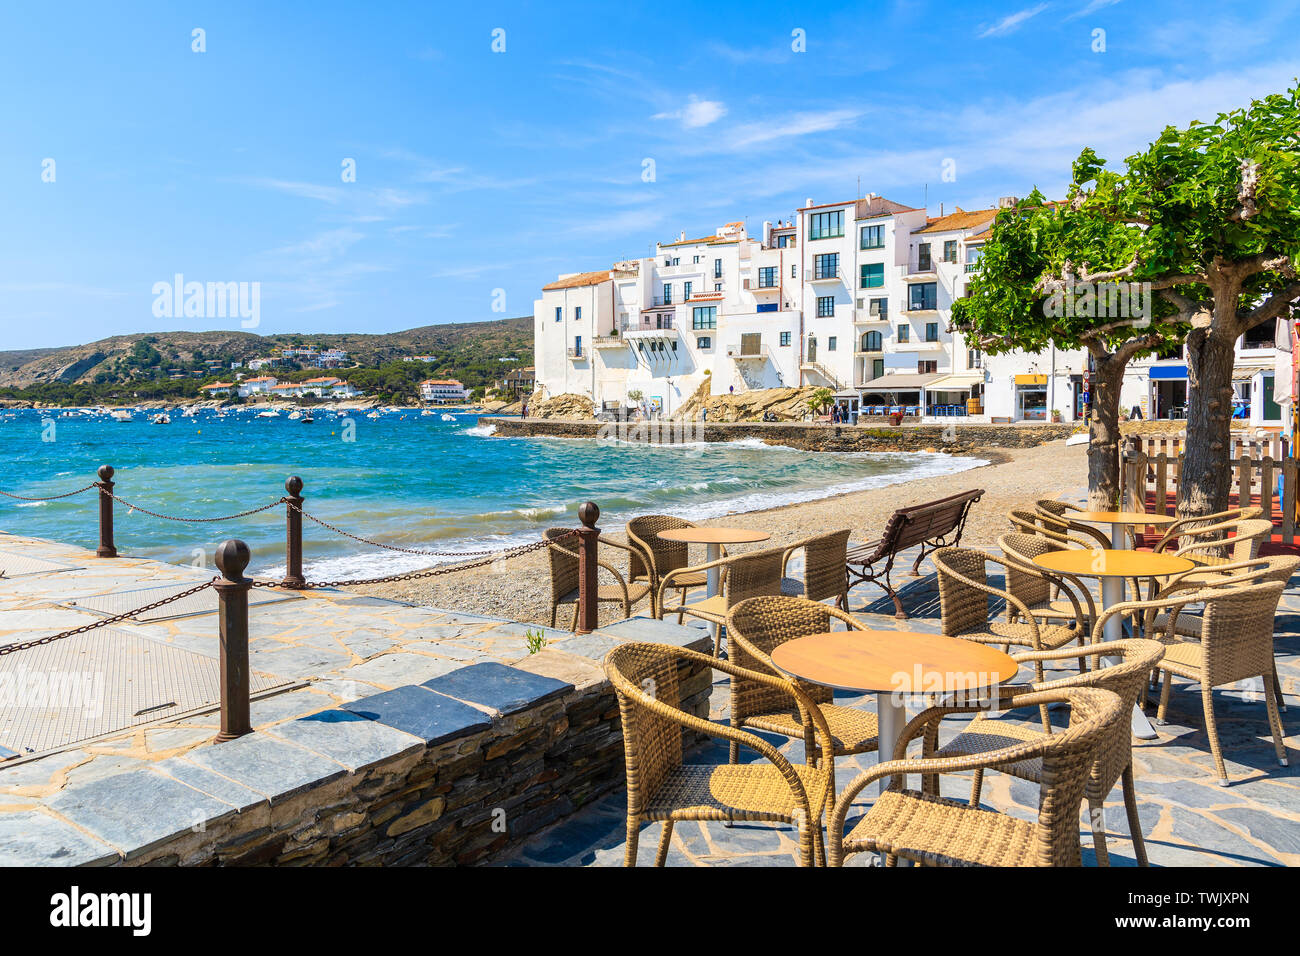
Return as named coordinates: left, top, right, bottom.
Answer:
left=2, top=494, right=1298, bottom=866
left=0, top=530, right=711, bottom=865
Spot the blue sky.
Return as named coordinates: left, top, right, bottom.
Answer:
left=3, top=0, right=1298, bottom=350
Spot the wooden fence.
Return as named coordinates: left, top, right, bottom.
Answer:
left=1120, top=438, right=1298, bottom=544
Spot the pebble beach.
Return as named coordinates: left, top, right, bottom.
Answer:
left=357, top=438, right=1087, bottom=626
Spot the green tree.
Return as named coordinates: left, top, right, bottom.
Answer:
left=953, top=189, right=1187, bottom=508
left=956, top=85, right=1300, bottom=516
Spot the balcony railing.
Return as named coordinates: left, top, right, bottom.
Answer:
left=811, top=263, right=841, bottom=280
left=964, top=261, right=982, bottom=273
left=566, top=347, right=586, bottom=359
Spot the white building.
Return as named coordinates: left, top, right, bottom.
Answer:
left=420, top=379, right=469, bottom=403
left=535, top=194, right=1292, bottom=426
left=237, top=375, right=278, bottom=397
left=534, top=222, right=804, bottom=416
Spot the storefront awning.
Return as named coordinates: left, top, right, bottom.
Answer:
left=1232, top=365, right=1272, bottom=382
left=1014, top=374, right=1047, bottom=385
left=859, top=373, right=941, bottom=391
left=1149, top=365, right=1188, bottom=380
left=925, top=372, right=984, bottom=391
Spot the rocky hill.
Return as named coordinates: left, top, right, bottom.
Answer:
left=0, top=318, right=533, bottom=389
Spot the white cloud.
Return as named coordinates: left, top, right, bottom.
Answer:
left=247, top=178, right=343, bottom=203
left=653, top=95, right=727, bottom=128
left=1065, top=0, right=1122, bottom=21
left=979, top=3, right=1050, bottom=37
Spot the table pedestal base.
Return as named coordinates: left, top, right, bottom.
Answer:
left=1100, top=574, right=1158, bottom=741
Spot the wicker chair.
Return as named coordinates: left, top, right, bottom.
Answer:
left=1033, top=500, right=1116, bottom=548
left=997, top=532, right=1098, bottom=633
left=1007, top=509, right=1097, bottom=550
left=543, top=528, right=651, bottom=629
left=658, top=546, right=786, bottom=656
left=827, top=685, right=1126, bottom=866
left=605, top=641, right=836, bottom=866
left=932, top=546, right=1088, bottom=730
left=626, top=515, right=712, bottom=616
left=930, top=638, right=1165, bottom=865
left=1147, top=506, right=1264, bottom=553
left=725, top=595, right=878, bottom=767
left=779, top=528, right=851, bottom=608
left=1147, top=580, right=1290, bottom=786
left=1155, top=517, right=1274, bottom=567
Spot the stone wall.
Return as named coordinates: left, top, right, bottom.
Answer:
left=482, top=417, right=1075, bottom=455
left=51, top=619, right=712, bottom=867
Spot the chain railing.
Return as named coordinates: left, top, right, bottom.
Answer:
left=0, top=483, right=98, bottom=502
left=0, top=465, right=611, bottom=745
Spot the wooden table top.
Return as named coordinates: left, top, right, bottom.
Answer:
left=770, top=630, right=1018, bottom=695
left=656, top=527, right=771, bottom=545
left=1033, top=548, right=1194, bottom=579
left=1068, top=510, right=1178, bottom=526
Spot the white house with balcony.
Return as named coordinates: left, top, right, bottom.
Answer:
left=420, top=379, right=469, bottom=403
left=533, top=222, right=804, bottom=416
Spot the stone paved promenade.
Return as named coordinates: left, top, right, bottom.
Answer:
left=1, top=515, right=1297, bottom=867
left=500, top=534, right=1300, bottom=867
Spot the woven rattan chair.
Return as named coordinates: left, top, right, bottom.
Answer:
left=1146, top=506, right=1264, bottom=552
left=1007, top=509, right=1097, bottom=550
left=933, top=546, right=1088, bottom=730
left=931, top=638, right=1165, bottom=866
left=626, top=515, right=712, bottom=616
left=658, top=546, right=786, bottom=656
left=779, top=528, right=851, bottom=608
left=543, top=528, right=651, bottom=629
left=1033, top=500, right=1116, bottom=548
left=1155, top=517, right=1273, bottom=568
left=1150, top=555, right=1299, bottom=709
left=605, top=641, right=836, bottom=866
left=827, top=685, right=1125, bottom=866
left=725, top=595, right=878, bottom=767
left=997, top=532, right=1098, bottom=633
left=1147, top=580, right=1290, bottom=786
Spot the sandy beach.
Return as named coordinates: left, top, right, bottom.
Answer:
left=356, top=438, right=1087, bottom=627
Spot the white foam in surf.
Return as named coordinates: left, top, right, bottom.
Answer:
left=463, top=424, right=497, bottom=437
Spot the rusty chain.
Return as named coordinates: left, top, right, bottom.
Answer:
left=0, top=528, right=580, bottom=658
left=0, top=483, right=98, bottom=502
left=0, top=578, right=218, bottom=657
left=258, top=530, right=576, bottom=589
left=105, top=492, right=287, bottom=524
left=287, top=501, right=560, bottom=558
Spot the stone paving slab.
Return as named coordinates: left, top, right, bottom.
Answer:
left=179, top=733, right=347, bottom=805
left=0, top=810, right=118, bottom=866
left=341, top=684, right=492, bottom=745
left=423, top=662, right=573, bottom=716
left=264, top=710, right=423, bottom=772
left=45, top=767, right=236, bottom=860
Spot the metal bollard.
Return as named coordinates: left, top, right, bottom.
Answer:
left=214, top=539, right=253, bottom=743
left=281, top=476, right=305, bottom=588
left=575, top=501, right=601, bottom=635
left=96, top=465, right=116, bottom=558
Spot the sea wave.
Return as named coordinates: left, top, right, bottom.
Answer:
left=463, top=424, right=497, bottom=437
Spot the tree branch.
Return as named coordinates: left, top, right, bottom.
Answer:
left=1229, top=159, right=1260, bottom=222
left=1159, top=289, right=1212, bottom=328
left=1239, top=280, right=1300, bottom=331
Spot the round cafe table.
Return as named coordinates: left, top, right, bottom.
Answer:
left=1033, top=548, right=1194, bottom=739
left=1067, top=510, right=1177, bottom=551
left=656, top=526, right=771, bottom=640
left=771, top=630, right=1018, bottom=797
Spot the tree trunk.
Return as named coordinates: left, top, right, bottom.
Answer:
left=1088, top=353, right=1125, bottom=510
left=1180, top=327, right=1238, bottom=519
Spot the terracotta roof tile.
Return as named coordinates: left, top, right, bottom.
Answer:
left=914, top=207, right=998, bottom=234
left=541, top=270, right=612, bottom=291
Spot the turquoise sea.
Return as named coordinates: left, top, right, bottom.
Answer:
left=0, top=407, right=984, bottom=578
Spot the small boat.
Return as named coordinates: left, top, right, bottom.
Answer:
left=301, top=412, right=314, bottom=424
left=110, top=410, right=133, bottom=422
left=256, top=410, right=280, bottom=419
left=288, top=411, right=302, bottom=421
left=366, top=411, right=381, bottom=419
left=150, top=414, right=170, bottom=425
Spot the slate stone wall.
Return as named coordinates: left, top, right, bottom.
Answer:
left=111, top=621, right=713, bottom=866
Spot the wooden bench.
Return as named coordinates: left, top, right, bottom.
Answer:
left=846, top=488, right=985, bottom=618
